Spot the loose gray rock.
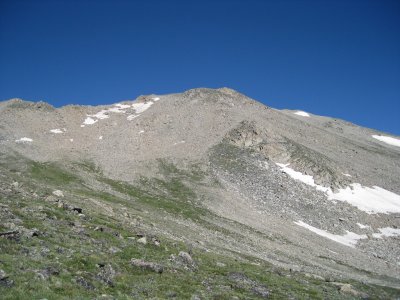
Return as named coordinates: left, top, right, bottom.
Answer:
left=131, top=258, right=163, bottom=274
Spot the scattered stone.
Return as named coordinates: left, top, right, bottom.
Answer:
left=96, top=264, right=116, bottom=287
left=216, top=262, right=226, bottom=267
left=0, top=269, right=7, bottom=280
left=190, top=295, right=201, bottom=300
left=28, top=228, right=40, bottom=237
left=35, top=266, right=60, bottom=280
left=152, top=237, right=161, bottom=247
left=52, top=190, right=64, bottom=197
left=72, top=207, right=82, bottom=214
left=137, top=236, right=147, bottom=245
left=170, top=251, right=197, bottom=271
left=0, top=230, right=19, bottom=238
left=131, top=258, right=163, bottom=274
left=166, top=291, right=177, bottom=298
left=0, top=269, right=13, bottom=288
left=332, top=282, right=368, bottom=298
left=75, top=276, right=95, bottom=290
left=11, top=182, right=19, bottom=188
left=304, top=273, right=325, bottom=281
left=229, top=272, right=269, bottom=299
left=178, top=251, right=193, bottom=264
left=108, top=246, right=121, bottom=254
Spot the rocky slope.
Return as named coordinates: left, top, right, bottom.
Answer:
left=0, top=88, right=399, bottom=299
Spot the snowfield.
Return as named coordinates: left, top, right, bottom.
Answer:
left=294, top=221, right=367, bottom=248
left=329, top=184, right=400, bottom=214
left=83, top=117, right=98, bottom=125
left=372, top=227, right=400, bottom=239
left=276, top=163, right=329, bottom=193
left=81, top=100, right=157, bottom=126
left=276, top=163, right=400, bottom=214
left=294, top=111, right=310, bottom=117
left=372, top=135, right=400, bottom=147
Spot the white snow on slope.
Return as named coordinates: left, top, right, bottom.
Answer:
left=294, top=111, right=310, bottom=117
left=114, top=103, right=131, bottom=109
left=50, top=129, right=63, bottom=134
left=372, top=135, right=400, bottom=147
left=83, top=117, right=98, bottom=125
left=99, top=136, right=103, bottom=140
left=173, top=140, right=186, bottom=146
left=131, top=102, right=153, bottom=114
left=294, top=221, right=367, bottom=248
left=82, top=100, right=157, bottom=126
left=276, top=163, right=400, bottom=214
left=276, top=163, right=329, bottom=193
left=372, top=227, right=400, bottom=239
left=342, top=173, right=352, bottom=177
left=356, top=223, right=370, bottom=229
left=15, top=137, right=33, bottom=143
left=328, top=184, right=400, bottom=214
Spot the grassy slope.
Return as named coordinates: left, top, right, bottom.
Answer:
left=0, top=156, right=399, bottom=299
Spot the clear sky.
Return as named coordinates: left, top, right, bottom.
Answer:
left=1, top=0, right=399, bottom=135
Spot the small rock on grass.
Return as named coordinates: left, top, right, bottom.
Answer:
left=131, top=258, right=163, bottom=274
left=137, top=236, right=147, bottom=245
left=52, top=190, right=64, bottom=197
left=0, top=269, right=7, bottom=280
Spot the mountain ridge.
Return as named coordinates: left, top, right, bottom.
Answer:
left=1, top=87, right=400, bottom=298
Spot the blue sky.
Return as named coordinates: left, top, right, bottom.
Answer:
left=1, top=0, right=399, bottom=135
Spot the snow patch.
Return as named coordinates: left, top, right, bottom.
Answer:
left=15, top=137, right=33, bottom=143
left=132, top=101, right=153, bottom=114
left=83, top=117, right=97, bottom=125
left=294, top=221, right=367, bottom=248
left=81, top=99, right=158, bottom=126
left=50, top=129, right=63, bottom=134
left=70, top=139, right=74, bottom=142
left=173, top=140, right=186, bottom=146
left=276, top=163, right=400, bottom=214
left=294, top=111, right=310, bottom=117
left=82, top=103, right=131, bottom=126
left=372, top=135, right=400, bottom=147
left=276, top=163, right=329, bottom=193
left=342, top=173, right=352, bottom=177
left=372, top=227, right=400, bottom=239
left=139, top=130, right=144, bottom=134
left=90, top=110, right=110, bottom=120
left=99, top=136, right=103, bottom=140
left=356, top=223, right=370, bottom=229
left=114, top=103, right=131, bottom=109
left=328, top=184, right=400, bottom=214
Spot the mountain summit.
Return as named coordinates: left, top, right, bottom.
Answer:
left=1, top=88, right=400, bottom=299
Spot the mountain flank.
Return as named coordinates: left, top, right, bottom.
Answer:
left=1, top=88, right=400, bottom=299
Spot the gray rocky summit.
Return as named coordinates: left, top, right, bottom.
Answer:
left=0, top=88, right=399, bottom=298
